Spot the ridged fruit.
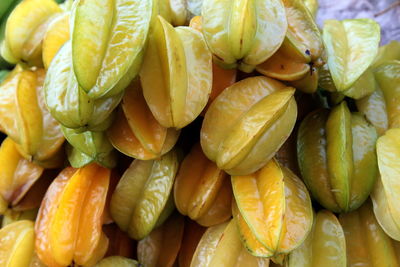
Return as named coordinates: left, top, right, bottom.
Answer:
left=94, top=256, right=140, bottom=267
left=0, top=220, right=35, bottom=267
left=201, top=0, right=287, bottom=72
left=322, top=19, right=380, bottom=91
left=0, top=66, right=64, bottom=167
left=110, top=150, right=179, bottom=240
left=45, top=41, right=123, bottom=131
left=157, top=0, right=187, bottom=26
left=178, top=219, right=206, bottom=267
left=2, top=0, right=61, bottom=65
left=174, top=143, right=232, bottom=227
left=201, top=76, right=297, bottom=175
left=284, top=210, right=346, bottom=267
left=190, top=219, right=270, bottom=267
left=35, top=165, right=111, bottom=267
left=137, top=213, right=184, bottom=267
left=107, top=79, right=180, bottom=160
left=371, top=128, right=400, bottom=241
left=232, top=159, right=313, bottom=257
left=141, top=15, right=212, bottom=129
left=339, top=200, right=400, bottom=266
left=71, top=0, right=155, bottom=99
left=297, top=102, right=378, bottom=212
left=63, top=127, right=116, bottom=168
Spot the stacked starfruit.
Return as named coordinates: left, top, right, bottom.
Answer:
left=0, top=0, right=397, bottom=266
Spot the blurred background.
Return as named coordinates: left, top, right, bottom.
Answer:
left=317, top=0, right=400, bottom=44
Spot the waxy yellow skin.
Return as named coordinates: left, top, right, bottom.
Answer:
left=174, top=143, right=232, bottom=227
left=201, top=0, right=287, bottom=72
left=339, top=200, right=400, bottom=267
left=201, top=76, right=297, bottom=176
left=297, top=102, right=378, bottom=213
left=190, top=219, right=270, bottom=267
left=110, top=150, right=179, bottom=240
left=232, top=159, right=313, bottom=257
left=372, top=128, right=400, bottom=241
left=285, top=210, right=346, bottom=267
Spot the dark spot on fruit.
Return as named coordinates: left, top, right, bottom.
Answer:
left=305, top=49, right=311, bottom=55
left=280, top=65, right=285, bottom=70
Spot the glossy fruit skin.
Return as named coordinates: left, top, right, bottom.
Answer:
left=178, top=219, right=206, bottom=267
left=231, top=158, right=313, bottom=257
left=322, top=19, right=380, bottom=92
left=141, top=16, right=212, bottom=129
left=201, top=0, right=287, bottom=72
left=107, top=79, right=180, bottom=160
left=297, top=101, right=378, bottom=213
left=0, top=66, right=64, bottom=167
left=35, top=165, right=111, bottom=267
left=45, top=41, right=123, bottom=132
left=110, top=150, right=179, bottom=240
left=339, top=200, right=400, bottom=267
left=190, top=219, right=270, bottom=267
left=137, top=213, right=184, bottom=267
left=0, top=220, right=35, bottom=267
left=94, top=256, right=140, bottom=267
left=174, top=143, right=232, bottom=227
left=285, top=210, right=346, bottom=267
left=2, top=0, right=61, bottom=66
left=371, top=128, right=400, bottom=241
left=71, top=0, right=155, bottom=99
left=201, top=76, right=297, bottom=176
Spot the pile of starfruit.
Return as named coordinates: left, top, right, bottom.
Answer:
left=0, top=0, right=399, bottom=266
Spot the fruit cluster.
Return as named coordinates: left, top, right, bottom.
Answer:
left=0, top=0, right=399, bottom=266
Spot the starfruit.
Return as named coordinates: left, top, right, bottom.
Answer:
left=42, top=12, right=69, bottom=69
left=71, top=0, right=155, bottom=99
left=95, top=256, right=140, bottom=267
left=372, top=40, right=400, bottom=68
left=231, top=159, right=313, bottom=257
left=190, top=219, right=270, bottom=267
left=0, top=137, right=43, bottom=209
left=1, top=0, right=61, bottom=66
left=107, top=79, right=180, bottom=160
left=0, top=220, right=35, bottom=267
left=201, top=76, right=297, bottom=175
left=256, top=37, right=311, bottom=82
left=371, top=128, right=400, bottom=241
left=45, top=41, right=123, bottom=131
left=0, top=70, right=9, bottom=83
left=157, top=0, right=187, bottom=26
left=178, top=219, right=206, bottom=267
left=201, top=0, right=287, bottom=72
left=110, top=150, right=179, bottom=240
left=322, top=19, right=380, bottom=91
left=356, top=61, right=400, bottom=135
left=288, top=66, right=319, bottom=94
left=284, top=210, right=346, bottom=267
left=62, top=127, right=116, bottom=168
left=339, top=200, right=400, bottom=266
left=174, top=143, right=232, bottom=226
left=141, top=15, right=212, bottom=129
left=35, top=165, right=111, bottom=267
left=137, top=213, right=184, bottom=267
left=188, top=15, right=237, bottom=111
left=0, top=66, right=64, bottom=166
left=297, top=102, right=378, bottom=213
